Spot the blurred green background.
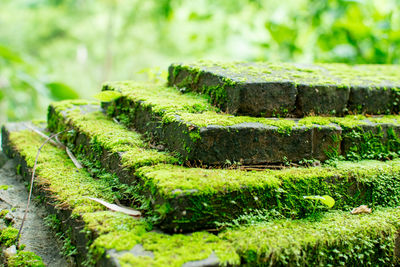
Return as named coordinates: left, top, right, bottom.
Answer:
left=1, top=0, right=399, bottom=123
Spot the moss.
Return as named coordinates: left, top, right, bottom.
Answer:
left=220, top=208, right=400, bottom=266
left=42, top=101, right=400, bottom=229
left=0, top=185, right=9, bottom=190
left=0, top=227, right=18, bottom=247
left=0, top=209, right=9, bottom=218
left=136, top=164, right=279, bottom=196
left=177, top=111, right=297, bottom=134
left=49, top=101, right=178, bottom=170
left=97, top=231, right=239, bottom=267
left=8, top=130, right=118, bottom=215
left=8, top=251, right=45, bottom=267
left=101, top=81, right=400, bottom=135
left=4, top=123, right=400, bottom=266
left=103, top=81, right=213, bottom=115
left=170, top=61, right=400, bottom=89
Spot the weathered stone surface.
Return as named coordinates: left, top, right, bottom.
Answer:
left=102, top=83, right=344, bottom=165
left=348, top=86, right=395, bottom=115
left=169, top=62, right=400, bottom=117
left=295, top=84, right=350, bottom=116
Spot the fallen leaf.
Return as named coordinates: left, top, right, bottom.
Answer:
left=87, top=197, right=141, bottom=217
left=303, top=195, right=335, bottom=208
left=351, top=205, right=371, bottom=215
left=93, top=91, right=121, bottom=102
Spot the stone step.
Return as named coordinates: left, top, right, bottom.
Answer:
left=47, top=101, right=400, bottom=232
left=168, top=62, right=400, bottom=117
left=102, top=81, right=400, bottom=165
left=1, top=125, right=400, bottom=266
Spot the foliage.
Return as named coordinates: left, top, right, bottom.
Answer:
left=1, top=0, right=400, bottom=122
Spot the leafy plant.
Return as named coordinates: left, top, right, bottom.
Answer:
left=303, top=195, right=336, bottom=217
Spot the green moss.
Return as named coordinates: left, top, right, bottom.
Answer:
left=178, top=111, right=297, bottom=134
left=8, top=130, right=118, bottom=215
left=136, top=164, right=279, bottom=196
left=220, top=208, right=400, bottom=266
left=0, top=209, right=9, bottom=218
left=0, top=185, right=9, bottom=190
left=49, top=101, right=177, bottom=170
left=4, top=124, right=400, bottom=266
left=103, top=81, right=213, bottom=115
left=170, top=61, right=400, bottom=89
left=101, top=81, right=400, bottom=135
left=0, top=227, right=18, bottom=247
left=8, top=251, right=45, bottom=267
left=97, top=231, right=239, bottom=267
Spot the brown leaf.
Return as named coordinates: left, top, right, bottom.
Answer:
left=351, top=205, right=371, bottom=215
left=87, top=197, right=141, bottom=217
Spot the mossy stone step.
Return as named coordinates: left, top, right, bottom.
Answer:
left=168, top=61, right=400, bottom=117
left=47, top=101, right=400, bottom=232
left=102, top=81, right=400, bottom=165
left=2, top=125, right=400, bottom=266
left=1, top=123, right=237, bottom=266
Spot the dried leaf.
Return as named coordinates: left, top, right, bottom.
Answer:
left=351, top=205, right=371, bottom=215
left=87, top=197, right=141, bottom=217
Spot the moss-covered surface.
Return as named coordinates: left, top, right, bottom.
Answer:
left=1, top=124, right=239, bottom=266
left=0, top=227, right=18, bottom=247
left=8, top=251, right=45, bottom=267
left=0, top=226, right=45, bottom=267
left=45, top=103, right=400, bottom=231
left=168, top=61, right=400, bottom=116
left=103, top=81, right=400, bottom=163
left=170, top=61, right=400, bottom=88
left=3, top=123, right=400, bottom=266
left=220, top=208, right=400, bottom=266
left=48, top=100, right=177, bottom=172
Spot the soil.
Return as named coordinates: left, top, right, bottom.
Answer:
left=0, top=151, right=72, bottom=267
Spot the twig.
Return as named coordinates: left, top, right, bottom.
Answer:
left=65, top=147, right=83, bottom=169
left=15, top=130, right=65, bottom=248
left=25, top=123, right=65, bottom=149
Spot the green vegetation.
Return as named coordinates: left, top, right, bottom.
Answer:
left=32, top=105, right=400, bottom=231
left=0, top=227, right=18, bottom=247
left=2, top=0, right=400, bottom=123
left=170, top=61, right=400, bottom=88
left=0, top=185, right=9, bottom=190
left=8, top=251, right=45, bottom=267
left=4, top=122, right=400, bottom=266
left=221, top=208, right=400, bottom=266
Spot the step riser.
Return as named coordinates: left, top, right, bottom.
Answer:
left=105, top=93, right=400, bottom=164
left=104, top=96, right=343, bottom=164
left=168, top=63, right=400, bottom=117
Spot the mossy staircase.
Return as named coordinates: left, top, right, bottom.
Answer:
left=2, top=61, right=400, bottom=266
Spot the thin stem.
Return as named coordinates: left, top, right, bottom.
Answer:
left=15, top=130, right=65, bottom=248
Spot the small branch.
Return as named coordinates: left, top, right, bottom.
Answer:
left=65, top=147, right=83, bottom=169
left=25, top=123, right=65, bottom=149
left=15, top=130, right=65, bottom=248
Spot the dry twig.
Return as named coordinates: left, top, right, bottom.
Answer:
left=15, top=130, right=65, bottom=248
left=65, top=147, right=83, bottom=169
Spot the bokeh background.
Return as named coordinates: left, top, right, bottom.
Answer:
left=1, top=0, right=399, bottom=123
